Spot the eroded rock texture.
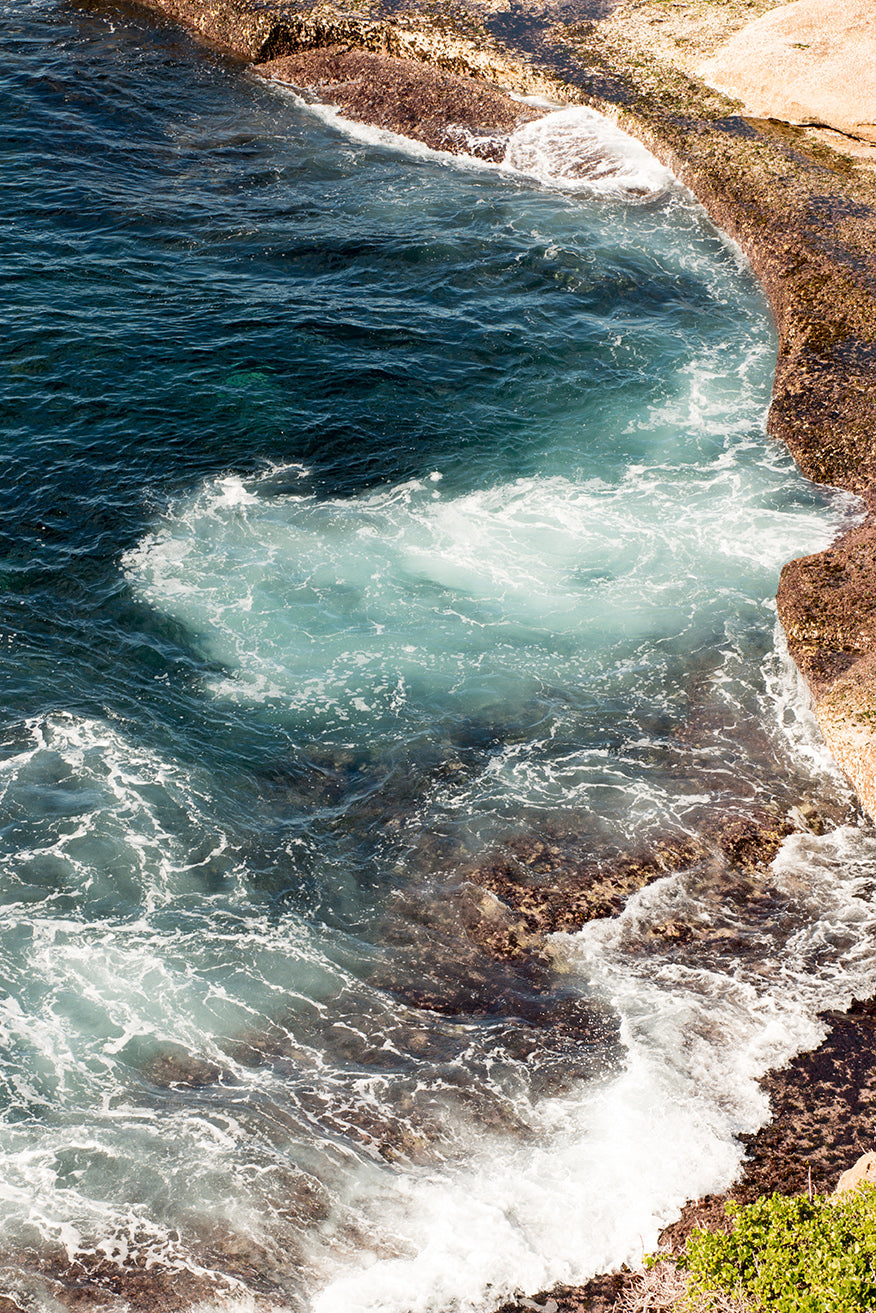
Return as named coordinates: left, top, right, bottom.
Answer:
left=256, top=46, right=542, bottom=157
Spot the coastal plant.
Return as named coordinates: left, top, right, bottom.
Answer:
left=675, top=1186, right=876, bottom=1312
left=619, top=1257, right=751, bottom=1312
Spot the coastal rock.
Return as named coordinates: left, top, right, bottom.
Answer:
left=130, top=0, right=564, bottom=98
left=778, top=517, right=876, bottom=816
left=0, top=1249, right=236, bottom=1312
left=835, top=1149, right=876, bottom=1194
left=778, top=516, right=876, bottom=697
left=708, top=810, right=794, bottom=871
left=137, top=1041, right=225, bottom=1089
left=462, top=810, right=798, bottom=963
left=655, top=999, right=876, bottom=1290
left=496, top=1273, right=631, bottom=1313
left=461, top=834, right=705, bottom=954
left=815, top=651, right=876, bottom=819
left=658, top=1193, right=733, bottom=1253
left=699, top=0, right=876, bottom=142
left=730, top=998, right=876, bottom=1202
left=255, top=47, right=543, bottom=158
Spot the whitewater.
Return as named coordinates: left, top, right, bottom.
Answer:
left=1, top=2, right=874, bottom=1311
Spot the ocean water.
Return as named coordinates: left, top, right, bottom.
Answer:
left=3, top=3, right=876, bottom=1311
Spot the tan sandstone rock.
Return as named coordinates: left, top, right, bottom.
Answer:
left=835, top=1149, right=876, bottom=1194
left=813, top=651, right=876, bottom=822
left=699, top=0, right=876, bottom=143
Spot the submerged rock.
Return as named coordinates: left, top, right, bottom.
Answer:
left=708, top=810, right=794, bottom=872
left=459, top=809, right=799, bottom=963
left=461, top=833, right=705, bottom=951
left=0, top=1246, right=244, bottom=1312
left=136, top=1041, right=226, bottom=1089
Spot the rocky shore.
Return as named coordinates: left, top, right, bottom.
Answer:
left=113, top=0, right=876, bottom=814
left=88, top=0, right=876, bottom=1307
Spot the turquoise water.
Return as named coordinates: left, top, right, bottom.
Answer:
left=3, top=3, right=876, bottom=1311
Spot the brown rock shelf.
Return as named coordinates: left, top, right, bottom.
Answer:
left=255, top=45, right=543, bottom=157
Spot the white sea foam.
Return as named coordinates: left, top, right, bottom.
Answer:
left=503, top=108, right=674, bottom=198
left=125, top=461, right=834, bottom=720
left=83, top=230, right=862, bottom=1309
left=761, top=623, right=854, bottom=793
left=266, top=84, right=494, bottom=170
left=311, top=1048, right=754, bottom=1311
left=268, top=84, right=674, bottom=198
left=309, top=815, right=876, bottom=1312
left=122, top=420, right=843, bottom=837
left=0, top=714, right=346, bottom=1264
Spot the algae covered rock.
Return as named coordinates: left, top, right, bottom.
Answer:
left=255, top=46, right=543, bottom=158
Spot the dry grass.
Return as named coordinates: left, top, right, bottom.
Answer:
left=617, top=1258, right=754, bottom=1313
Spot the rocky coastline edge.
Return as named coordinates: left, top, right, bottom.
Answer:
left=82, top=1, right=876, bottom=1308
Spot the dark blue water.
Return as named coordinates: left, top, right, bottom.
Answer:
left=2, top=4, right=873, bottom=1312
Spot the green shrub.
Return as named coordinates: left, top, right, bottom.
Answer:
left=677, top=1186, right=876, bottom=1312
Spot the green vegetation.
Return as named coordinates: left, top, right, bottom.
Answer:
left=677, top=1188, right=876, bottom=1312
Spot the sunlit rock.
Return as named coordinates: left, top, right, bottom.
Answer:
left=699, top=0, right=876, bottom=143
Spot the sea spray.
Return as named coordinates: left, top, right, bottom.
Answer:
left=0, top=4, right=872, bottom=1311
left=503, top=106, right=674, bottom=197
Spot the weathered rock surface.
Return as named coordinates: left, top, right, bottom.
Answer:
left=658, top=996, right=876, bottom=1251
left=458, top=811, right=795, bottom=964
left=812, top=651, right=876, bottom=818
left=461, top=834, right=705, bottom=954
left=778, top=513, right=876, bottom=814
left=121, top=0, right=563, bottom=95
left=778, top=516, right=876, bottom=697
left=496, top=1273, right=631, bottom=1312
left=256, top=46, right=543, bottom=157
left=835, top=1149, right=876, bottom=1195
left=700, top=0, right=876, bottom=143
